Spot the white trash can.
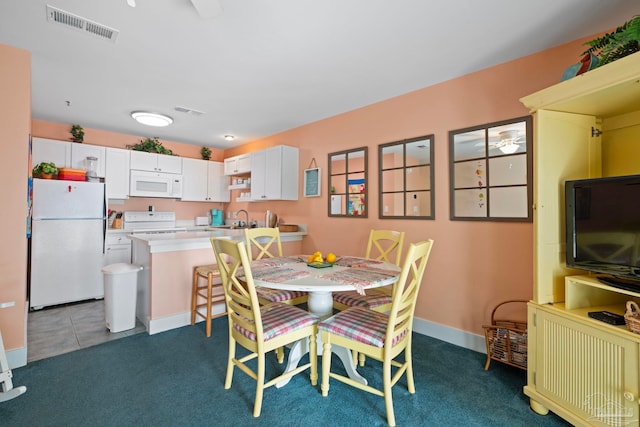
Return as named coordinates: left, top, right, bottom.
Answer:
left=102, top=263, right=142, bottom=333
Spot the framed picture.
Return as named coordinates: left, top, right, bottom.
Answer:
left=304, top=167, right=321, bottom=197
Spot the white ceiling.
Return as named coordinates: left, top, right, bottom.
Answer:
left=0, top=1, right=638, bottom=149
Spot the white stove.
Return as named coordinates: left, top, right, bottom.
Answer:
left=123, top=211, right=187, bottom=234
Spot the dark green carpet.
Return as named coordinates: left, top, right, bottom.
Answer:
left=1, top=317, right=570, bottom=426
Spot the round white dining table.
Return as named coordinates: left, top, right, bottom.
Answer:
left=251, top=256, right=400, bottom=388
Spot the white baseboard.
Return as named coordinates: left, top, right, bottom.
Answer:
left=148, top=303, right=226, bottom=335
left=412, top=316, right=487, bottom=354
left=5, top=346, right=27, bottom=369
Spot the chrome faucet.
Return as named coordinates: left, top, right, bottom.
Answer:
left=237, top=209, right=249, bottom=228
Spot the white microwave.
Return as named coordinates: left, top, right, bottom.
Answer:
left=129, top=170, right=183, bottom=198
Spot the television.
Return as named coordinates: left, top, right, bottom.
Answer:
left=565, top=174, right=640, bottom=292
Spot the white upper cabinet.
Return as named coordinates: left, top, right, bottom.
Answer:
left=182, top=158, right=229, bottom=202
left=207, top=161, right=230, bottom=202
left=32, top=137, right=71, bottom=168
left=250, top=145, right=299, bottom=201
left=105, top=147, right=130, bottom=199
left=223, top=153, right=251, bottom=175
left=71, top=144, right=106, bottom=178
left=130, top=150, right=182, bottom=174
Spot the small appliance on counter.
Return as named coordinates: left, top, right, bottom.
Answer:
left=266, top=210, right=278, bottom=228
left=85, top=156, right=100, bottom=182
left=195, top=216, right=209, bottom=226
left=211, top=209, right=224, bottom=226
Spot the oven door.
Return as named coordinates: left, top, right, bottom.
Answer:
left=129, top=170, right=182, bottom=198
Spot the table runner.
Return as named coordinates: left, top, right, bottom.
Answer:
left=334, top=256, right=384, bottom=268
left=319, top=267, right=398, bottom=295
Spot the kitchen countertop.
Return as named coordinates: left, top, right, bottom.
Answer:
left=128, top=225, right=308, bottom=253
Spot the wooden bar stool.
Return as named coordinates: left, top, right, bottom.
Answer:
left=191, top=264, right=226, bottom=337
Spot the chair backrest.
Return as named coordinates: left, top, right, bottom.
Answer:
left=244, top=227, right=283, bottom=260
left=365, top=229, right=406, bottom=266
left=211, top=238, right=264, bottom=343
left=386, top=239, right=434, bottom=347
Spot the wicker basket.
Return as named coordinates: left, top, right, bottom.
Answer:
left=625, top=301, right=640, bottom=335
left=482, top=300, right=528, bottom=371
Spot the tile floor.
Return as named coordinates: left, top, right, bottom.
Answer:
left=27, top=299, right=146, bottom=363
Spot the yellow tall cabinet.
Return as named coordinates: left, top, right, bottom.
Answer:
left=521, top=52, right=640, bottom=426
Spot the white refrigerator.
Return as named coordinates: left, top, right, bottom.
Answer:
left=30, top=179, right=106, bottom=309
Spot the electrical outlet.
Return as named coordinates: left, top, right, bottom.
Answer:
left=232, top=211, right=237, bottom=219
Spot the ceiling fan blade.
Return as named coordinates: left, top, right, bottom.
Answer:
left=190, top=0, right=223, bottom=18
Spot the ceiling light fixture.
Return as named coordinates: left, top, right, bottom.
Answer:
left=131, top=111, right=173, bottom=127
left=224, top=134, right=235, bottom=141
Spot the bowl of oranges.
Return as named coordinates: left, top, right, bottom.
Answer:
left=307, top=251, right=337, bottom=268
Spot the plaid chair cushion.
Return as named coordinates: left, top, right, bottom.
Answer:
left=234, top=303, right=318, bottom=342
left=318, top=306, right=408, bottom=348
left=333, top=290, right=392, bottom=309
left=256, top=287, right=307, bottom=303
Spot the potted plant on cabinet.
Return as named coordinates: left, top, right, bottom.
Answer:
left=126, top=137, right=174, bottom=155
left=200, top=146, right=212, bottom=160
left=70, top=124, right=84, bottom=143
left=582, top=15, right=640, bottom=67
left=33, top=162, right=58, bottom=179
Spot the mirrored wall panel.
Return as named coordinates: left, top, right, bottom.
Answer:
left=449, top=116, right=532, bottom=221
left=328, top=147, right=368, bottom=217
left=379, top=135, right=434, bottom=219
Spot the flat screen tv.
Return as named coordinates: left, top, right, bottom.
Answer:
left=565, top=174, right=640, bottom=292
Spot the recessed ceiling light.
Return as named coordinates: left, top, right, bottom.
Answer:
left=131, top=111, right=173, bottom=127
left=224, top=134, right=235, bottom=141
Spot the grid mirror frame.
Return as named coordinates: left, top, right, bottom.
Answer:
left=378, top=134, right=435, bottom=219
left=449, top=116, right=533, bottom=222
left=328, top=147, right=368, bottom=217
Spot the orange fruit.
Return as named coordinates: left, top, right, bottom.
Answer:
left=307, top=254, right=315, bottom=263
left=326, top=252, right=337, bottom=263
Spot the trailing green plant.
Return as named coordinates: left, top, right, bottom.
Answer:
left=126, top=137, right=174, bottom=155
left=582, top=15, right=640, bottom=67
left=33, top=162, right=58, bottom=177
left=70, top=124, right=84, bottom=143
left=200, top=146, right=212, bottom=160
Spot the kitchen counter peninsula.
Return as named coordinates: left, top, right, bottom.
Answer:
left=130, top=226, right=307, bottom=334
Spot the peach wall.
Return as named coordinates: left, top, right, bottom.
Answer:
left=223, top=37, right=592, bottom=334
left=0, top=44, right=30, bottom=351
left=5, top=34, right=597, bottom=349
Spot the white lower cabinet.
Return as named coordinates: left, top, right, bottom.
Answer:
left=104, top=234, right=132, bottom=265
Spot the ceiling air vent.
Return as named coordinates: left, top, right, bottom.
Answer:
left=175, top=106, right=205, bottom=116
left=46, top=5, right=119, bottom=43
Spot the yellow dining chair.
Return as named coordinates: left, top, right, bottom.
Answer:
left=211, top=237, right=319, bottom=418
left=319, top=239, right=434, bottom=427
left=244, top=227, right=308, bottom=307
left=333, top=229, right=405, bottom=366
left=332, top=229, right=405, bottom=312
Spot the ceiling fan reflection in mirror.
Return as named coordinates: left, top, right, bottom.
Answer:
left=126, top=0, right=223, bottom=18
left=473, top=128, right=526, bottom=154
left=492, top=129, right=526, bottom=154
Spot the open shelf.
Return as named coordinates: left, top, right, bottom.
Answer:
left=228, top=183, right=250, bottom=190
